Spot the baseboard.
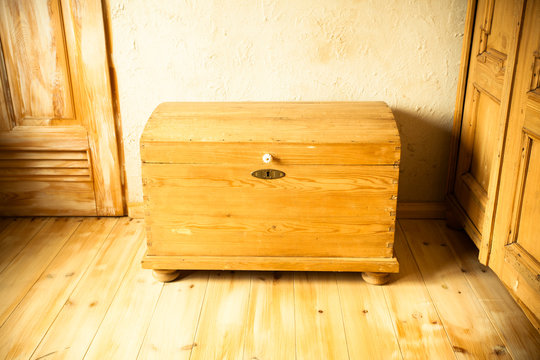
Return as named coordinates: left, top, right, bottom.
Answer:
left=127, top=202, right=144, bottom=219
left=446, top=195, right=482, bottom=249
left=396, top=201, right=447, bottom=219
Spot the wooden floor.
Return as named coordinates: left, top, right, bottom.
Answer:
left=0, top=217, right=538, bottom=359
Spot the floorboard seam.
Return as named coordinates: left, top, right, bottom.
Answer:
left=27, top=218, right=114, bottom=360
left=187, top=271, right=211, bottom=360
left=437, top=221, right=517, bottom=359
left=397, top=220, right=459, bottom=360
left=134, top=277, right=164, bottom=360
left=81, top=233, right=143, bottom=360
left=334, top=273, right=352, bottom=360
left=380, top=278, right=405, bottom=359
left=240, top=271, right=254, bottom=360
left=293, top=272, right=299, bottom=360
left=0, top=217, right=50, bottom=276
left=0, top=218, right=55, bottom=330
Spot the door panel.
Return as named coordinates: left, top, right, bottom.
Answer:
left=513, top=130, right=540, bottom=260
left=0, top=39, right=13, bottom=131
left=0, top=0, right=124, bottom=215
left=449, top=0, right=539, bottom=327
left=0, top=0, right=74, bottom=125
left=468, top=90, right=499, bottom=189
left=503, top=94, right=540, bottom=317
left=488, top=0, right=540, bottom=329
left=486, top=0, right=517, bottom=54
left=453, top=0, right=523, bottom=240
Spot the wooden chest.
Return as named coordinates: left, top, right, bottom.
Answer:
left=141, top=102, right=400, bottom=283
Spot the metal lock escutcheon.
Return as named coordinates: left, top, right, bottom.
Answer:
left=251, top=169, right=286, bottom=180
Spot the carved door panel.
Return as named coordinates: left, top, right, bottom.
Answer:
left=0, top=0, right=124, bottom=215
left=452, top=0, right=524, bottom=246
left=490, top=0, right=540, bottom=328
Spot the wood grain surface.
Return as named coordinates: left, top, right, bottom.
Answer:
left=0, top=0, right=124, bottom=216
left=30, top=218, right=142, bottom=360
left=143, top=102, right=399, bottom=143
left=0, top=217, right=537, bottom=359
left=141, top=103, right=399, bottom=273
left=0, top=218, right=117, bottom=360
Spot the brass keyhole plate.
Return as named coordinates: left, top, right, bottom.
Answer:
left=251, top=169, right=286, bottom=180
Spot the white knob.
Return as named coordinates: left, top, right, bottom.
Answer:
left=262, top=153, right=272, bottom=163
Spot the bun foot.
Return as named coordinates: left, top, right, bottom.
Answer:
left=152, top=269, right=181, bottom=282
left=362, top=272, right=390, bottom=285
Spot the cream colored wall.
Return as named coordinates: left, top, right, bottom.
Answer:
left=107, top=0, right=467, bottom=204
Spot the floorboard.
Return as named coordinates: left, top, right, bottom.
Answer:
left=0, top=217, right=12, bottom=234
left=190, top=271, right=251, bottom=360
left=0, top=218, right=81, bottom=327
left=442, top=221, right=540, bottom=359
left=0, top=217, right=47, bottom=274
left=243, top=271, right=296, bottom=360
left=382, top=225, right=455, bottom=359
left=337, top=272, right=402, bottom=359
left=401, top=220, right=511, bottom=359
left=30, top=218, right=143, bottom=360
left=0, top=217, right=536, bottom=360
left=0, top=218, right=117, bottom=360
left=84, top=241, right=163, bottom=360
left=294, top=272, right=349, bottom=360
left=137, top=271, right=209, bottom=360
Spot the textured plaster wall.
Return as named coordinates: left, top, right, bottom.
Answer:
left=107, top=0, right=467, bottom=204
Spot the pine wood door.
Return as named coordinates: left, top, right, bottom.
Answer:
left=0, top=0, right=124, bottom=216
left=488, top=0, right=540, bottom=329
left=450, top=0, right=524, bottom=251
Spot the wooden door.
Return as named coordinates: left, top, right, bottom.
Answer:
left=449, top=0, right=524, bottom=252
left=488, top=0, right=540, bottom=329
left=0, top=0, right=124, bottom=216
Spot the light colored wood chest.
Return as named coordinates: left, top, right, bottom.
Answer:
left=141, top=102, right=400, bottom=283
